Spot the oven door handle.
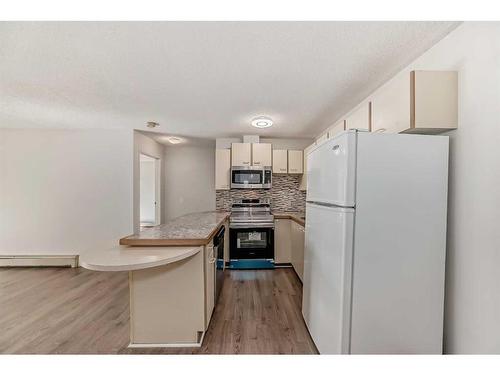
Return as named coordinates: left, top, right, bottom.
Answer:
left=229, top=223, right=275, bottom=229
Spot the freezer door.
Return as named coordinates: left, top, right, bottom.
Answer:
left=302, top=202, right=355, bottom=354
left=306, top=131, right=357, bottom=207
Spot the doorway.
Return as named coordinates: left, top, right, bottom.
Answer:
left=139, top=153, right=160, bottom=227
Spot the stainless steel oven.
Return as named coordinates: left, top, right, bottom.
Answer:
left=229, top=199, right=275, bottom=269
left=231, top=166, right=272, bottom=189
left=229, top=226, right=274, bottom=260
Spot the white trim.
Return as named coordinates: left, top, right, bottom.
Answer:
left=0, top=255, right=79, bottom=268
left=154, top=157, right=161, bottom=226
left=139, top=152, right=161, bottom=227
left=128, top=331, right=205, bottom=348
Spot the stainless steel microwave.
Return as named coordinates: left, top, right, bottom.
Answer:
left=231, top=166, right=272, bottom=189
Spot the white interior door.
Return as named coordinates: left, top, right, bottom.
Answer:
left=140, top=154, right=159, bottom=226
left=302, top=202, right=355, bottom=354
left=306, top=131, right=356, bottom=207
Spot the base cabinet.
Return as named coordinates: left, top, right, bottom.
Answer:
left=275, top=218, right=305, bottom=282
left=291, top=221, right=305, bottom=282
left=274, top=219, right=291, bottom=263
left=129, top=249, right=205, bottom=345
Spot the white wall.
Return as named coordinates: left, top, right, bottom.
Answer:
left=164, top=143, right=216, bottom=221
left=133, top=131, right=165, bottom=232
left=0, top=129, right=134, bottom=255
left=315, top=22, right=500, bottom=354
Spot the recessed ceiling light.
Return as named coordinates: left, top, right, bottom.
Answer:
left=251, top=116, right=273, bottom=128
left=166, top=136, right=183, bottom=144
left=146, top=121, right=159, bottom=128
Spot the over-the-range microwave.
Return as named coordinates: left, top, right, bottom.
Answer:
left=231, top=166, right=272, bottom=189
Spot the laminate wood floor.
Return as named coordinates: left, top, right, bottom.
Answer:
left=0, top=267, right=317, bottom=354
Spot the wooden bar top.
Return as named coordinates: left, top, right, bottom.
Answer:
left=80, top=246, right=201, bottom=272
left=119, top=211, right=229, bottom=246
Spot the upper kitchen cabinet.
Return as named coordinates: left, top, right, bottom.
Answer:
left=215, top=149, right=231, bottom=190
left=371, top=73, right=409, bottom=134
left=315, top=131, right=328, bottom=146
left=299, top=143, right=315, bottom=191
left=371, top=70, right=458, bottom=134
left=231, top=143, right=251, bottom=166
left=408, top=70, right=458, bottom=133
left=274, top=218, right=292, bottom=263
left=288, top=150, right=303, bottom=174
left=252, top=143, right=272, bottom=167
left=345, top=102, right=372, bottom=131
left=328, top=120, right=346, bottom=139
left=272, top=149, right=288, bottom=174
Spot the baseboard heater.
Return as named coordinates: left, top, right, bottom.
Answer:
left=0, top=255, right=79, bottom=268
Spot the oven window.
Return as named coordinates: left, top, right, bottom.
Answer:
left=232, top=171, right=262, bottom=184
left=236, top=231, right=268, bottom=249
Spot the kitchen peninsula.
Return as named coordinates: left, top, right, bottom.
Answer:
left=80, top=211, right=229, bottom=348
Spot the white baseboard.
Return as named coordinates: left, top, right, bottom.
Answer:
left=128, top=331, right=205, bottom=348
left=0, top=255, right=79, bottom=268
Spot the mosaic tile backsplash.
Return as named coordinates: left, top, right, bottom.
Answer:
left=216, top=174, right=306, bottom=212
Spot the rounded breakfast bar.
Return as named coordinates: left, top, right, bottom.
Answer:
left=79, top=246, right=201, bottom=272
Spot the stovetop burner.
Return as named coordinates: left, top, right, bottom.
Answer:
left=229, top=198, right=274, bottom=228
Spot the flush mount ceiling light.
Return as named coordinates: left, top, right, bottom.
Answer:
left=251, top=116, right=273, bottom=129
left=146, top=121, right=160, bottom=128
left=166, top=136, right=183, bottom=144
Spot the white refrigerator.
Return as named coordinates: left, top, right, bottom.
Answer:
left=302, top=130, right=449, bottom=354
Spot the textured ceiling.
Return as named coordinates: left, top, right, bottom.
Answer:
left=0, top=21, right=459, bottom=139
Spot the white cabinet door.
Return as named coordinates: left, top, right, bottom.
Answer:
left=204, top=243, right=216, bottom=329
left=291, top=221, right=305, bottom=282
left=274, top=219, right=291, bottom=263
left=371, top=73, right=410, bottom=134
left=215, top=149, right=231, bottom=190
left=315, top=132, right=328, bottom=146
left=231, top=143, right=251, bottom=166
left=252, top=143, right=272, bottom=166
left=299, top=143, right=315, bottom=191
left=306, top=131, right=357, bottom=207
left=288, top=150, right=303, bottom=174
left=409, top=70, right=458, bottom=133
left=328, top=120, right=346, bottom=139
left=303, top=203, right=354, bottom=354
left=345, top=102, right=371, bottom=131
left=272, top=149, right=288, bottom=174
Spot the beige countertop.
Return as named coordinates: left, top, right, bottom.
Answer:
left=80, top=246, right=201, bottom=272
left=273, top=212, right=305, bottom=226
left=120, top=211, right=229, bottom=246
